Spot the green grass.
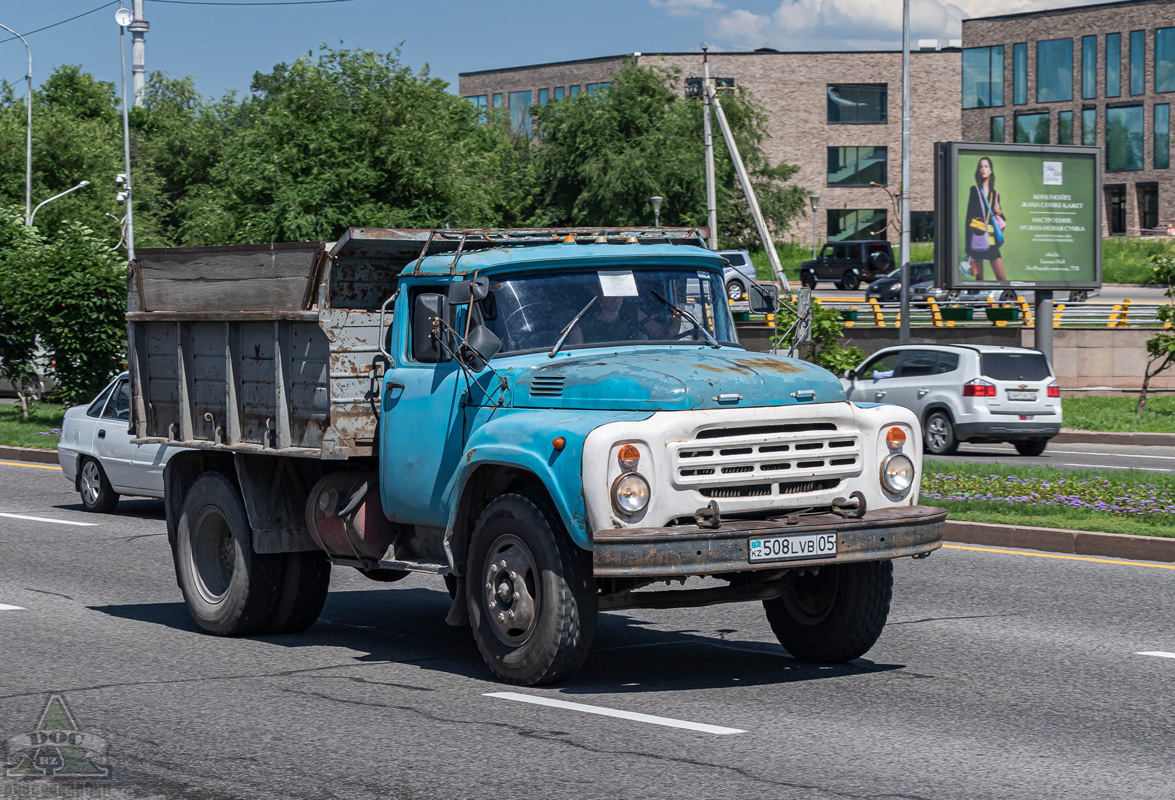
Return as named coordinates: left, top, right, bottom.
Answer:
left=0, top=403, right=67, bottom=451
left=925, top=458, right=1175, bottom=538
left=1061, top=395, right=1175, bottom=433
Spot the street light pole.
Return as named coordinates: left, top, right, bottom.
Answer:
left=651, top=196, right=663, bottom=227
left=899, top=0, right=912, bottom=345
left=809, top=195, right=820, bottom=259
left=701, top=44, right=718, bottom=250
left=116, top=4, right=136, bottom=261
left=0, top=22, right=32, bottom=223
left=28, top=181, right=90, bottom=227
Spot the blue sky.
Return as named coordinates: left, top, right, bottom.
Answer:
left=0, top=0, right=1103, bottom=100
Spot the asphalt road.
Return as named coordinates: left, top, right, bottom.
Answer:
left=2, top=460, right=1174, bottom=799
left=930, top=440, right=1175, bottom=475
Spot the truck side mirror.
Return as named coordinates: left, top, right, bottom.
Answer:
left=412, top=293, right=453, bottom=363
left=747, top=283, right=779, bottom=314
left=461, top=325, right=502, bottom=371
left=447, top=275, right=489, bottom=306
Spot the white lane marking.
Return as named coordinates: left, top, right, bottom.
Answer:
left=485, top=692, right=745, bottom=735
left=0, top=513, right=97, bottom=527
left=965, top=446, right=1175, bottom=462
left=0, top=604, right=25, bottom=611
left=1058, top=463, right=1174, bottom=473
left=1137, top=651, right=1175, bottom=659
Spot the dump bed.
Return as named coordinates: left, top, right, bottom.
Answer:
left=127, top=227, right=707, bottom=460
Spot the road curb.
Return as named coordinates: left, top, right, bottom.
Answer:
left=0, top=445, right=59, bottom=465
left=1052, top=430, right=1175, bottom=446
left=944, top=520, right=1175, bottom=564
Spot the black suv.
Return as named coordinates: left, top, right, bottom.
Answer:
left=800, top=240, right=894, bottom=291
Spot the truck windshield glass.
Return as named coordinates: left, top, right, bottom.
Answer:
left=481, top=268, right=737, bottom=355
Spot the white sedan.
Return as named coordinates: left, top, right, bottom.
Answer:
left=57, top=373, right=173, bottom=512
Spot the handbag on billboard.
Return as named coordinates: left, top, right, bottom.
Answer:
left=980, top=189, right=1005, bottom=246
left=969, top=216, right=990, bottom=252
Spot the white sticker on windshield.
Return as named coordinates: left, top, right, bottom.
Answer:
left=598, top=271, right=638, bottom=297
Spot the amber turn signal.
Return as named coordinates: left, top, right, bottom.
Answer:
left=552, top=437, right=566, bottom=451
left=617, top=444, right=640, bottom=470
left=885, top=427, right=906, bottom=450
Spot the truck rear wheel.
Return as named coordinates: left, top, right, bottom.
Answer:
left=763, top=560, right=892, bottom=662
left=266, top=551, right=331, bottom=634
left=175, top=472, right=282, bottom=636
left=466, top=493, right=597, bottom=685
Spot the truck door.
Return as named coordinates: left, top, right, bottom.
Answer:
left=380, top=287, right=469, bottom=529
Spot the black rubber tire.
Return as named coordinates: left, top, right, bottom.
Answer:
left=1068, top=290, right=1088, bottom=303
left=175, top=472, right=282, bottom=636
left=266, top=551, right=331, bottom=634
left=466, top=493, right=597, bottom=686
left=923, top=410, right=959, bottom=456
left=800, top=271, right=818, bottom=290
left=726, top=280, right=745, bottom=301
left=763, top=560, right=893, bottom=662
left=1014, top=439, right=1049, bottom=457
left=999, top=289, right=1018, bottom=302
left=78, top=457, right=119, bottom=513
left=841, top=271, right=860, bottom=291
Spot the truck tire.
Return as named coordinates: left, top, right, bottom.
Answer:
left=79, top=457, right=119, bottom=513
left=466, top=493, right=597, bottom=685
left=266, top=551, right=331, bottom=634
left=763, top=560, right=892, bottom=662
left=175, top=472, right=282, bottom=636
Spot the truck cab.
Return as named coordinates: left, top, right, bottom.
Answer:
left=129, top=228, right=944, bottom=685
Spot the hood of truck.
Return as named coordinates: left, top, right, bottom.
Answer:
left=506, top=347, right=845, bottom=411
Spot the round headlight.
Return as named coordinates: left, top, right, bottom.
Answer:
left=613, top=473, right=650, bottom=514
left=880, top=453, right=915, bottom=494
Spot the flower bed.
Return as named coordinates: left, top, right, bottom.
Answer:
left=922, top=472, right=1175, bottom=519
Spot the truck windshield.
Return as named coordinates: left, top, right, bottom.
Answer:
left=480, top=268, right=738, bottom=355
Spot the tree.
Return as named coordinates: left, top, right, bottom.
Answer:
left=0, top=208, right=46, bottom=419
left=772, top=302, right=863, bottom=375
left=1138, top=252, right=1175, bottom=414
left=530, top=62, right=808, bottom=248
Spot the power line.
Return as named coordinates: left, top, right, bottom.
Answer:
left=151, top=0, right=360, bottom=5
left=0, top=2, right=118, bottom=46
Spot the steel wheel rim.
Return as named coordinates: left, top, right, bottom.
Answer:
left=782, top=567, right=839, bottom=626
left=927, top=416, right=948, bottom=450
left=81, top=461, right=101, bottom=506
left=192, top=507, right=235, bottom=604
left=727, top=281, right=743, bottom=301
left=483, top=534, right=541, bottom=647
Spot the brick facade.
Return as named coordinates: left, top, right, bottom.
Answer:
left=458, top=50, right=961, bottom=246
left=962, top=0, right=1175, bottom=238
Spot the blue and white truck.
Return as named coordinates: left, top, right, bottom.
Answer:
left=128, top=227, right=944, bottom=685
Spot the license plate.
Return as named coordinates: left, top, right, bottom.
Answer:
left=1007, top=390, right=1037, bottom=401
left=748, top=532, right=838, bottom=563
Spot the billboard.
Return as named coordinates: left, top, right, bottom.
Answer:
left=934, top=142, right=1101, bottom=291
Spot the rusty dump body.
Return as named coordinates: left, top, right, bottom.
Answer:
left=127, top=227, right=708, bottom=460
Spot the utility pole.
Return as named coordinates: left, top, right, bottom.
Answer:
left=0, top=22, right=32, bottom=223
left=899, top=0, right=912, bottom=345
left=701, top=44, right=718, bottom=251
left=117, top=4, right=136, bottom=260
left=130, top=0, right=149, bottom=106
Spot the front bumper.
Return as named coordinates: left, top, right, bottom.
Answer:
left=592, top=505, right=946, bottom=578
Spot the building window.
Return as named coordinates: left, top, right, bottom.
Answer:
left=586, top=82, right=611, bottom=94
left=685, top=76, right=735, bottom=98
left=990, top=116, right=1005, bottom=142
left=568, top=85, right=581, bottom=97
left=1082, top=35, right=1098, bottom=99
left=1082, top=107, right=1097, bottom=145
left=1106, top=33, right=1121, bottom=97
left=1158, top=28, right=1175, bottom=93
left=1014, top=112, right=1049, bottom=144
left=466, top=95, right=487, bottom=121
left=1107, top=186, right=1126, bottom=235
left=1130, top=30, right=1146, bottom=95
left=1013, top=43, right=1027, bottom=105
left=1058, top=110, right=1073, bottom=144
left=826, top=209, right=887, bottom=241
left=1036, top=39, right=1073, bottom=102
left=910, top=211, right=935, bottom=243
left=492, top=93, right=503, bottom=108
left=537, top=88, right=548, bottom=105
left=827, top=146, right=887, bottom=187
left=1106, top=105, right=1144, bottom=171
left=962, top=46, right=1004, bottom=109
left=1140, top=184, right=1159, bottom=234
left=508, top=90, right=532, bottom=136
left=553, top=87, right=565, bottom=100
left=1156, top=104, right=1170, bottom=169
left=827, top=84, right=887, bottom=124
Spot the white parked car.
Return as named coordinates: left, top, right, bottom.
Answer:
left=58, top=373, right=173, bottom=512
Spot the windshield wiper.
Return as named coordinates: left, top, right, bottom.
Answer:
left=548, top=297, right=596, bottom=358
left=651, top=290, right=721, bottom=349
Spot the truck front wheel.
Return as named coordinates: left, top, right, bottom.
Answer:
left=763, top=560, right=892, bottom=662
left=175, top=472, right=282, bottom=636
left=466, top=493, right=597, bottom=685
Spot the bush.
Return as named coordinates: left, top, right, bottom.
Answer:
left=772, top=301, right=862, bottom=374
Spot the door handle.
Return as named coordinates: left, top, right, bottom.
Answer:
left=97, top=429, right=106, bottom=439
left=917, top=388, right=929, bottom=397
left=874, top=391, right=886, bottom=399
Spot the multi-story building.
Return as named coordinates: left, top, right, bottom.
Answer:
left=962, top=0, right=1175, bottom=237
left=459, top=48, right=961, bottom=246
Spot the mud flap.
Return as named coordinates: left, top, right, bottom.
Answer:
left=445, top=576, right=469, bottom=627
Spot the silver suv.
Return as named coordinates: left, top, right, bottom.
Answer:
left=841, top=344, right=1061, bottom=456
left=718, top=249, right=757, bottom=301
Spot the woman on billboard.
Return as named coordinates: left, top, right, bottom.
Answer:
left=964, top=156, right=1007, bottom=281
